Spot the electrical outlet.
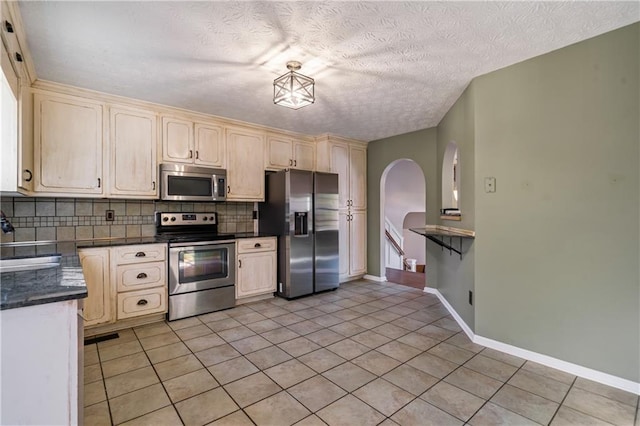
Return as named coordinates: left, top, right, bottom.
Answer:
left=105, top=210, right=115, bottom=221
left=468, top=290, right=473, bottom=305
left=484, top=177, right=496, bottom=193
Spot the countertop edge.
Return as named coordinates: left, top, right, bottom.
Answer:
left=1, top=288, right=88, bottom=311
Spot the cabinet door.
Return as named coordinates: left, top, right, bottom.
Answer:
left=226, top=127, right=265, bottom=201
left=237, top=251, right=276, bottom=298
left=195, top=122, right=225, bottom=167
left=349, top=145, right=367, bottom=209
left=293, top=140, right=315, bottom=171
left=34, top=93, right=103, bottom=194
left=338, top=210, right=350, bottom=279
left=329, top=142, right=350, bottom=209
left=79, top=248, right=112, bottom=327
left=265, top=135, right=292, bottom=169
left=162, top=116, right=193, bottom=163
left=109, top=107, right=157, bottom=197
left=349, top=210, right=367, bottom=276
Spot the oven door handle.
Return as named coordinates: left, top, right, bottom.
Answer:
left=168, top=240, right=236, bottom=249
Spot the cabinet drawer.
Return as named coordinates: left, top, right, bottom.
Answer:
left=117, top=288, right=166, bottom=320
left=116, top=262, right=165, bottom=292
left=237, top=237, right=276, bottom=254
left=113, top=244, right=166, bottom=265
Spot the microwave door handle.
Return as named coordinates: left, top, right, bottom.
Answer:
left=212, top=176, right=217, bottom=199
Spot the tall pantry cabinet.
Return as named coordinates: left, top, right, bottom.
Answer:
left=316, top=135, right=367, bottom=281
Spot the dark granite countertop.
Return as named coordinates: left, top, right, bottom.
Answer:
left=1, top=251, right=87, bottom=311
left=0, top=233, right=277, bottom=311
left=76, top=237, right=159, bottom=249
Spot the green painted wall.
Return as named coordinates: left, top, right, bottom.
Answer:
left=434, top=84, right=477, bottom=329
left=367, top=23, right=639, bottom=382
left=366, top=128, right=438, bottom=279
left=473, top=23, right=639, bottom=381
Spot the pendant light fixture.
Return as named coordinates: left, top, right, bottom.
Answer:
left=273, top=61, right=315, bottom=109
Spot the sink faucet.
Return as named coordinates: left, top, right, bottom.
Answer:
left=1, top=210, right=15, bottom=234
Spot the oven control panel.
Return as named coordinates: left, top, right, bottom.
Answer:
left=156, top=212, right=217, bottom=226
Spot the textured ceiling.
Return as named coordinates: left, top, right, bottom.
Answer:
left=18, top=1, right=639, bottom=141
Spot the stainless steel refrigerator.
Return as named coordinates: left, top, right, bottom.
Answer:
left=260, top=169, right=339, bottom=298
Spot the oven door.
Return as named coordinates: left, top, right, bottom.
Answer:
left=168, top=241, right=236, bottom=295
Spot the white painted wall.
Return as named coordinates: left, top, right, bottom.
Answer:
left=403, top=212, right=426, bottom=264
left=384, top=159, right=426, bottom=268
left=384, top=160, right=425, bottom=230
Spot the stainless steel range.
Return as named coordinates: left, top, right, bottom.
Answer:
left=155, top=212, right=235, bottom=321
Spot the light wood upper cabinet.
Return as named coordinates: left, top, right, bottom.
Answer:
left=265, top=133, right=315, bottom=171
left=194, top=122, right=225, bottom=168
left=162, top=116, right=193, bottom=163
left=349, top=145, right=367, bottom=210
left=329, top=142, right=350, bottom=209
left=226, top=126, right=265, bottom=201
left=293, top=140, right=315, bottom=170
left=162, top=115, right=226, bottom=168
left=317, top=137, right=367, bottom=210
left=33, top=92, right=104, bottom=194
left=109, top=106, right=157, bottom=198
left=79, top=248, right=112, bottom=327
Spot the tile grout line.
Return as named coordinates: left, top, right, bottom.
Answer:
left=89, top=282, right=609, bottom=426
left=546, top=375, right=578, bottom=426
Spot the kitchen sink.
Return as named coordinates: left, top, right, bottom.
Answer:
left=0, top=255, right=62, bottom=273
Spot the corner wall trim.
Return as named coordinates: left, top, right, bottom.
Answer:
left=424, top=288, right=640, bottom=395
left=363, top=274, right=387, bottom=282
left=423, top=287, right=474, bottom=340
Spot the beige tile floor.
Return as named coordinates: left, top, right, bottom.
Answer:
left=84, top=280, right=639, bottom=426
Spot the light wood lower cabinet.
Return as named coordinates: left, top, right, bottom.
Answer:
left=117, top=288, right=166, bottom=319
left=114, top=243, right=167, bottom=320
left=338, top=209, right=367, bottom=281
left=236, top=237, right=277, bottom=299
left=78, top=248, right=112, bottom=327
left=79, top=243, right=167, bottom=328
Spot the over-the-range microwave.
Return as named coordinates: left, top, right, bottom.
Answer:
left=160, top=164, right=227, bottom=202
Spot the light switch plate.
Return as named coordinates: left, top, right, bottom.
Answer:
left=484, top=177, right=496, bottom=193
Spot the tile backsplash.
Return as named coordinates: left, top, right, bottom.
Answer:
left=0, top=197, right=255, bottom=246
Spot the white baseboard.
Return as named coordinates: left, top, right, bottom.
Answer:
left=424, top=287, right=640, bottom=395
left=363, top=274, right=387, bottom=282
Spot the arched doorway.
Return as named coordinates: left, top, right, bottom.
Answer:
left=379, top=159, right=426, bottom=287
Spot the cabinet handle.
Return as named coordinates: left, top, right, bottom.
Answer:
left=294, top=160, right=297, bottom=167
left=135, top=252, right=146, bottom=257
left=5, top=21, right=14, bottom=33
left=189, top=150, right=193, bottom=158
left=196, top=151, right=199, bottom=159
left=136, top=272, right=148, bottom=279
left=97, top=178, right=101, bottom=188
left=238, top=259, right=242, bottom=268
left=289, top=159, right=293, bottom=166
left=23, top=169, right=32, bottom=182
left=227, top=186, right=231, bottom=194
left=137, top=299, right=148, bottom=306
left=254, top=243, right=261, bottom=248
